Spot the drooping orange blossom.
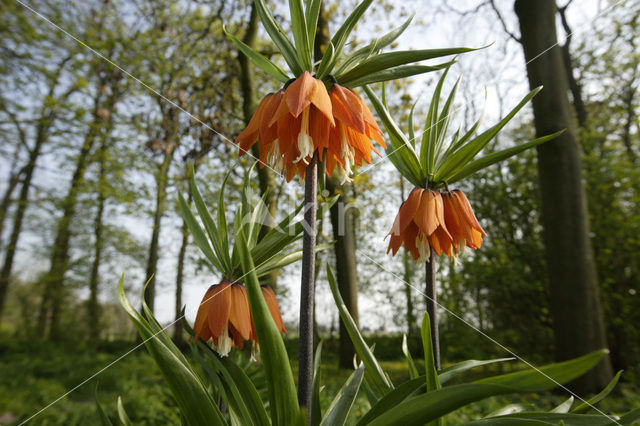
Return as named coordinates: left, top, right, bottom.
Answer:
left=193, top=281, right=286, bottom=356
left=387, top=188, right=486, bottom=260
left=235, top=71, right=386, bottom=182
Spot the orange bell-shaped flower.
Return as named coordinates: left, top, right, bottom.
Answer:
left=441, top=189, right=486, bottom=252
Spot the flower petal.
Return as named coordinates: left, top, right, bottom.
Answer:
left=229, top=284, right=252, bottom=341
left=207, top=281, right=232, bottom=339
left=285, top=71, right=316, bottom=118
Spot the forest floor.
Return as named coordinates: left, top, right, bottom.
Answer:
left=0, top=337, right=637, bottom=425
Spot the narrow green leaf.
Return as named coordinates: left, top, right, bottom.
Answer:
left=446, top=131, right=563, bottom=184
left=431, top=75, right=461, bottom=172
left=117, top=276, right=227, bottom=426
left=438, top=357, right=515, bottom=384
left=311, top=340, right=324, bottom=426
left=471, top=412, right=618, bottom=426
left=116, top=397, right=133, bottom=426
left=618, top=407, right=640, bottom=425
left=320, top=364, right=365, bottom=426
left=421, top=313, right=440, bottom=393
left=367, top=350, right=608, bottom=426
left=225, top=27, right=290, bottom=83
left=357, top=376, right=425, bottom=426
left=434, top=86, right=542, bottom=182
left=337, top=48, right=474, bottom=83
left=236, top=229, right=300, bottom=425
left=402, top=334, right=419, bottom=379
left=178, top=191, right=223, bottom=273
left=341, top=63, right=452, bottom=87
left=421, top=67, right=450, bottom=176
left=363, top=85, right=423, bottom=186
left=407, top=97, right=419, bottom=148
left=571, top=370, right=623, bottom=414
left=552, top=397, right=575, bottom=413
left=335, top=13, right=415, bottom=77
left=217, top=172, right=232, bottom=272
left=94, top=384, right=114, bottom=426
left=305, top=0, right=322, bottom=59
left=253, top=0, right=303, bottom=75
left=316, top=0, right=374, bottom=78
left=289, top=0, right=312, bottom=69
left=327, top=265, right=393, bottom=395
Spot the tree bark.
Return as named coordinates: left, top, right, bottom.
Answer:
left=0, top=59, right=69, bottom=320
left=515, top=0, right=612, bottom=392
left=0, top=165, right=27, bottom=245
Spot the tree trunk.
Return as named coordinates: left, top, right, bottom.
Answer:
left=0, top=57, right=69, bottom=319
left=238, top=3, right=278, bottom=288
left=327, top=177, right=360, bottom=369
left=143, top=144, right=175, bottom=314
left=0, top=165, right=27, bottom=245
left=515, top=0, right=612, bottom=392
left=42, top=94, right=105, bottom=339
left=173, top=163, right=195, bottom=346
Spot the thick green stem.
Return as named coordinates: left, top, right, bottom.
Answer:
left=298, top=155, right=317, bottom=415
left=425, top=248, right=440, bottom=369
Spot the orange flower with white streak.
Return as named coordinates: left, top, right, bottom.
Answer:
left=193, top=282, right=286, bottom=356
left=387, top=188, right=486, bottom=260
left=235, top=72, right=385, bottom=182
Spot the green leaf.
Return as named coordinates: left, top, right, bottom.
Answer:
left=320, top=363, right=365, bottom=426
left=225, top=27, right=290, bottom=83
left=94, top=384, right=114, bottom=426
left=431, top=75, right=461, bottom=173
left=341, top=63, right=452, bottom=87
left=316, top=0, right=374, bottom=78
left=407, top=98, right=419, bottom=148
left=253, top=0, right=303, bottom=75
left=402, top=334, right=419, bottom=379
left=470, top=412, right=619, bottom=426
left=311, top=340, right=324, bottom=426
left=306, top=0, right=322, bottom=60
left=236, top=229, right=300, bottom=425
left=618, top=407, right=640, bottom=425
left=363, top=85, right=423, bottom=187
left=551, top=397, right=575, bottom=413
left=434, top=86, right=542, bottom=182
left=190, top=171, right=232, bottom=276
left=421, top=313, right=440, bottom=393
left=335, top=13, right=415, bottom=77
left=255, top=242, right=333, bottom=278
left=571, top=370, right=623, bottom=414
left=289, top=0, right=312, bottom=70
left=438, top=357, right=515, bottom=384
left=446, top=131, right=563, bottom=184
left=178, top=192, right=223, bottom=273
left=117, top=276, right=227, bottom=426
left=338, top=48, right=472, bottom=83
left=367, top=350, right=608, bottom=426
left=116, top=397, right=133, bottom=426
left=420, top=67, right=450, bottom=176
left=327, top=264, right=393, bottom=395
left=356, top=376, right=425, bottom=425
left=217, top=172, right=232, bottom=272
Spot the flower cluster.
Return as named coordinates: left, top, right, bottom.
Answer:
left=387, top=188, right=486, bottom=260
left=235, top=72, right=385, bottom=182
left=193, top=281, right=286, bottom=356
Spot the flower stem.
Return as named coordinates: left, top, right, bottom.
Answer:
left=425, top=248, right=440, bottom=369
left=298, top=154, right=317, bottom=413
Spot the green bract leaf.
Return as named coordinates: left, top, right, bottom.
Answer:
left=341, top=63, right=453, bottom=87
left=289, top=0, right=312, bottom=70
left=335, top=13, right=415, bottom=77
left=306, top=0, right=322, bottom=58
left=420, top=67, right=450, bottom=176
left=253, top=0, right=303, bottom=75
left=117, top=276, right=227, bottom=426
left=320, top=363, right=365, bottom=426
left=316, top=0, right=373, bottom=79
left=178, top=191, right=223, bottom=273
left=363, top=85, right=423, bottom=187
left=327, top=264, right=393, bottom=395
left=446, top=131, right=564, bottom=184
left=336, top=47, right=473, bottom=84
left=225, top=27, right=289, bottom=83
left=402, top=334, right=419, bottom=380
left=236, top=229, right=300, bottom=425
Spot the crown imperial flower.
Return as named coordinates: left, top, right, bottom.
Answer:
left=193, top=281, right=286, bottom=357
left=388, top=188, right=486, bottom=260
left=235, top=72, right=385, bottom=182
